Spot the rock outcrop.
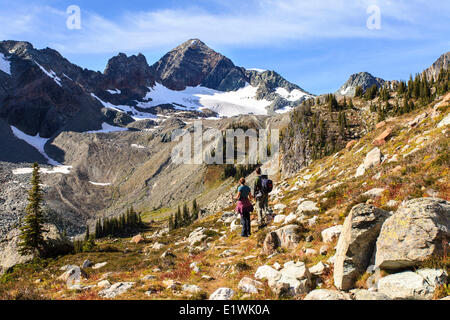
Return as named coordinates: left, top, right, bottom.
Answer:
left=334, top=204, right=390, bottom=290
left=375, top=198, right=450, bottom=270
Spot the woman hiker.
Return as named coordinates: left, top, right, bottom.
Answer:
left=233, top=177, right=254, bottom=237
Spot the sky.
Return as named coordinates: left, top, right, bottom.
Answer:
left=0, top=0, right=449, bottom=94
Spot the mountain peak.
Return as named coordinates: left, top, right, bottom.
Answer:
left=336, top=72, right=385, bottom=97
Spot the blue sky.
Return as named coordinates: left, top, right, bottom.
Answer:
left=0, top=0, right=449, bottom=94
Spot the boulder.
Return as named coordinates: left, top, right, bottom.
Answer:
left=274, top=204, right=287, bottom=212
left=98, top=282, right=135, bottom=298
left=320, top=245, right=329, bottom=255
left=187, top=228, right=207, bottom=246
left=182, top=284, right=202, bottom=294
left=255, top=265, right=281, bottom=283
left=274, top=225, right=302, bottom=249
left=190, top=262, right=201, bottom=274
left=351, top=289, right=391, bottom=300
left=373, top=127, right=392, bottom=146
left=92, top=262, right=107, bottom=269
left=81, top=259, right=92, bottom=269
left=131, top=234, right=145, bottom=244
left=355, top=164, right=366, bottom=178
left=362, top=188, right=386, bottom=198
left=262, top=232, right=280, bottom=255
left=375, top=198, right=450, bottom=270
left=97, top=280, right=111, bottom=288
left=304, top=289, right=349, bottom=300
left=209, top=287, right=235, bottom=300
left=58, top=266, right=87, bottom=283
left=334, top=204, right=390, bottom=290
left=238, top=277, right=263, bottom=294
left=321, top=225, right=343, bottom=243
left=364, top=147, right=383, bottom=169
left=309, top=261, right=329, bottom=276
left=378, top=269, right=447, bottom=300
left=273, top=215, right=286, bottom=224
left=296, top=201, right=319, bottom=215
left=268, top=261, right=312, bottom=296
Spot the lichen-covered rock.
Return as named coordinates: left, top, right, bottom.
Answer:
left=304, top=289, right=349, bottom=300
left=378, top=269, right=447, bottom=300
left=209, top=287, right=235, bottom=300
left=321, top=225, right=343, bottom=243
left=375, top=198, right=450, bottom=270
left=334, top=204, right=390, bottom=290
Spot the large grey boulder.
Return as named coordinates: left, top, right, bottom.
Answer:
left=375, top=198, right=450, bottom=270
left=350, top=289, right=391, bottom=300
left=209, top=287, right=235, bottom=300
left=334, top=204, right=390, bottom=290
left=262, top=224, right=302, bottom=254
left=304, top=289, right=349, bottom=300
left=238, top=277, right=263, bottom=294
left=268, top=261, right=312, bottom=296
left=274, top=225, right=302, bottom=249
left=98, top=282, right=135, bottom=299
left=378, top=269, right=447, bottom=300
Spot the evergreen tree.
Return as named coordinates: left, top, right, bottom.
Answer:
left=354, top=86, right=363, bottom=97
left=192, top=199, right=199, bottom=221
left=18, top=163, right=47, bottom=256
left=84, top=225, right=90, bottom=241
left=182, top=203, right=190, bottom=226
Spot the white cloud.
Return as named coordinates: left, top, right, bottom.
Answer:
left=0, top=0, right=448, bottom=54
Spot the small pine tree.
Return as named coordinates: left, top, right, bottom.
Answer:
left=182, top=203, right=190, bottom=226
left=192, top=199, right=199, bottom=221
left=84, top=225, right=90, bottom=241
left=18, top=163, right=47, bottom=256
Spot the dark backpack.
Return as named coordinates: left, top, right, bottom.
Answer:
left=261, top=176, right=273, bottom=194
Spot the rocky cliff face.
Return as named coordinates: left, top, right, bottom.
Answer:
left=151, top=39, right=247, bottom=91
left=423, top=52, right=449, bottom=81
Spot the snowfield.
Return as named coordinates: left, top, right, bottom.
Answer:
left=140, top=82, right=273, bottom=117
left=93, top=82, right=311, bottom=120
left=0, top=53, right=11, bottom=75
left=10, top=126, right=60, bottom=165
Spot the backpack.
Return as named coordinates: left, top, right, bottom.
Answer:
left=261, top=176, right=273, bottom=194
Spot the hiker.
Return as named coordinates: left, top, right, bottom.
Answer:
left=253, top=167, right=272, bottom=228
left=234, top=177, right=254, bottom=237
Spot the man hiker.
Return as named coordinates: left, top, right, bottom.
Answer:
left=253, top=167, right=272, bottom=228
left=234, top=177, right=254, bottom=237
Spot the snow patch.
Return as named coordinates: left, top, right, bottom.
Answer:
left=13, top=166, right=72, bottom=175
left=85, top=122, right=129, bottom=134
left=131, top=144, right=146, bottom=149
left=247, top=68, right=266, bottom=73
left=275, top=87, right=308, bottom=102
left=10, top=126, right=60, bottom=165
left=34, top=61, right=62, bottom=87
left=91, top=93, right=157, bottom=121
left=340, top=86, right=351, bottom=95
left=89, top=181, right=111, bottom=186
left=107, top=89, right=121, bottom=95
left=0, top=53, right=11, bottom=75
